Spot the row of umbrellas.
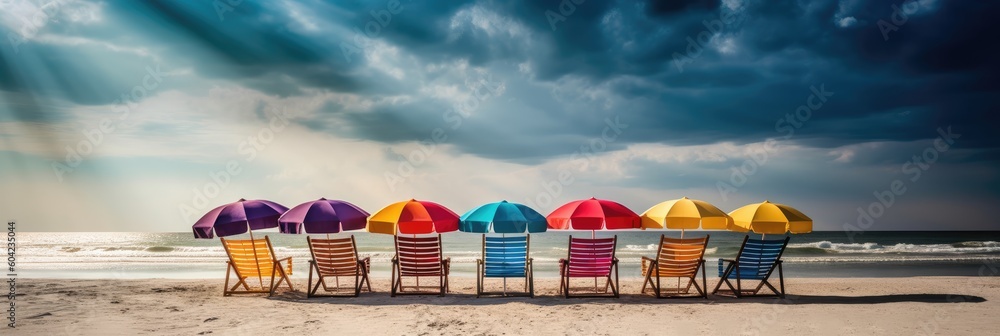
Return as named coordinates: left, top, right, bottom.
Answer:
left=192, top=197, right=813, bottom=239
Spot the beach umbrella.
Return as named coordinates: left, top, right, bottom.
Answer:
left=460, top=200, right=546, bottom=294
left=547, top=197, right=640, bottom=290
left=727, top=200, right=813, bottom=237
left=192, top=198, right=289, bottom=239
left=640, top=197, right=733, bottom=238
left=459, top=200, right=547, bottom=234
left=367, top=199, right=460, bottom=235
left=278, top=198, right=369, bottom=236
left=546, top=197, right=641, bottom=236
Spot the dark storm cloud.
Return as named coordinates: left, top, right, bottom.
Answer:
left=3, top=0, right=999, bottom=160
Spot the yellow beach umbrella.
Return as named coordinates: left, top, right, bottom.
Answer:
left=727, top=200, right=812, bottom=235
left=641, top=196, right=733, bottom=237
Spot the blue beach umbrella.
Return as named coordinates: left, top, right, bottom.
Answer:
left=459, top=200, right=547, bottom=233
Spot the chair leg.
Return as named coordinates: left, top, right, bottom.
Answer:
left=268, top=267, right=278, bottom=297
left=223, top=263, right=233, bottom=296
left=611, top=264, right=618, bottom=298
left=529, top=265, right=535, bottom=298
left=701, top=262, right=708, bottom=298
left=390, top=263, right=398, bottom=297
left=307, top=262, right=315, bottom=298
left=778, top=263, right=786, bottom=298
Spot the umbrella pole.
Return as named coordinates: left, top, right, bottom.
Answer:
left=592, top=230, right=598, bottom=292
left=678, top=229, right=684, bottom=290
left=414, top=234, right=419, bottom=290
left=248, top=229, right=264, bottom=290
left=502, top=233, right=507, bottom=296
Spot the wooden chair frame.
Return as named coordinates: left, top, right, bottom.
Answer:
left=220, top=236, right=293, bottom=297
left=391, top=234, right=450, bottom=297
left=641, top=234, right=710, bottom=299
left=558, top=236, right=620, bottom=298
left=476, top=234, right=534, bottom=298
left=306, top=235, right=372, bottom=298
left=713, top=235, right=790, bottom=298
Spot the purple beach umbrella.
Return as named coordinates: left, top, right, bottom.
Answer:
left=192, top=198, right=289, bottom=239
left=278, top=198, right=370, bottom=235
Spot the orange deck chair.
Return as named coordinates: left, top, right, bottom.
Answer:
left=220, top=236, right=293, bottom=296
left=641, top=235, right=710, bottom=298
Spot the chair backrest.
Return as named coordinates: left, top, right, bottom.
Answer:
left=565, top=236, right=617, bottom=277
left=308, top=236, right=359, bottom=276
left=395, top=234, right=444, bottom=276
left=221, top=236, right=278, bottom=278
left=730, top=235, right=790, bottom=280
left=653, top=235, right=709, bottom=277
left=482, top=235, right=529, bottom=277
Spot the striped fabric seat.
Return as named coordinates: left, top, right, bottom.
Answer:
left=640, top=235, right=710, bottom=298
left=558, top=236, right=620, bottom=298
left=220, top=236, right=293, bottom=296
left=713, top=235, right=791, bottom=298
left=391, top=234, right=450, bottom=296
left=477, top=235, right=534, bottom=297
left=483, top=236, right=528, bottom=277
left=306, top=236, right=371, bottom=297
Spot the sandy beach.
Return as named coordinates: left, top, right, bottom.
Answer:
left=11, top=276, right=998, bottom=335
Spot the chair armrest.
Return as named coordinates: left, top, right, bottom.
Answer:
left=720, top=258, right=737, bottom=264
left=476, top=258, right=483, bottom=265
left=613, top=257, right=620, bottom=264
left=641, top=256, right=655, bottom=262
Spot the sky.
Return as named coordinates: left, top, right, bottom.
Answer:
left=1, top=0, right=998, bottom=232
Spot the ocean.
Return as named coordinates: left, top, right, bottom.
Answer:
left=17, top=231, right=1000, bottom=279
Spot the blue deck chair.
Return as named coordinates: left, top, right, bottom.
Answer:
left=712, top=235, right=790, bottom=298
left=476, top=234, right=534, bottom=297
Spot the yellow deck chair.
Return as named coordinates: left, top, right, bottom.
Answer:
left=220, top=236, right=293, bottom=296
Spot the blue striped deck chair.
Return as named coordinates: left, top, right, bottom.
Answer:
left=712, top=235, right=790, bottom=298
left=476, top=234, right=534, bottom=297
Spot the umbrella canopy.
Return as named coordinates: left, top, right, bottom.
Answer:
left=192, top=198, right=289, bottom=239
left=546, top=197, right=641, bottom=231
left=640, top=197, right=733, bottom=230
left=278, top=198, right=370, bottom=234
left=459, top=200, right=548, bottom=234
left=728, top=200, right=813, bottom=234
left=367, top=199, right=460, bottom=235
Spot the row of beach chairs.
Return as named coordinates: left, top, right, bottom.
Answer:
left=218, top=235, right=790, bottom=299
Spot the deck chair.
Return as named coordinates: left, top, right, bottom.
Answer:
left=391, top=234, right=450, bottom=296
left=306, top=236, right=371, bottom=298
left=641, top=235, right=710, bottom=298
left=558, top=236, right=619, bottom=298
left=713, top=235, right=790, bottom=298
left=476, top=235, right=534, bottom=298
left=220, top=236, right=293, bottom=296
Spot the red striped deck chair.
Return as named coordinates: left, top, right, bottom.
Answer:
left=391, top=234, right=450, bottom=296
left=558, top=236, right=619, bottom=298
left=306, top=236, right=371, bottom=297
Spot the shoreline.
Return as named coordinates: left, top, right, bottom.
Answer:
left=12, top=276, right=997, bottom=335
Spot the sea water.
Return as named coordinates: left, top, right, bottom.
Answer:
left=17, top=231, right=1000, bottom=279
